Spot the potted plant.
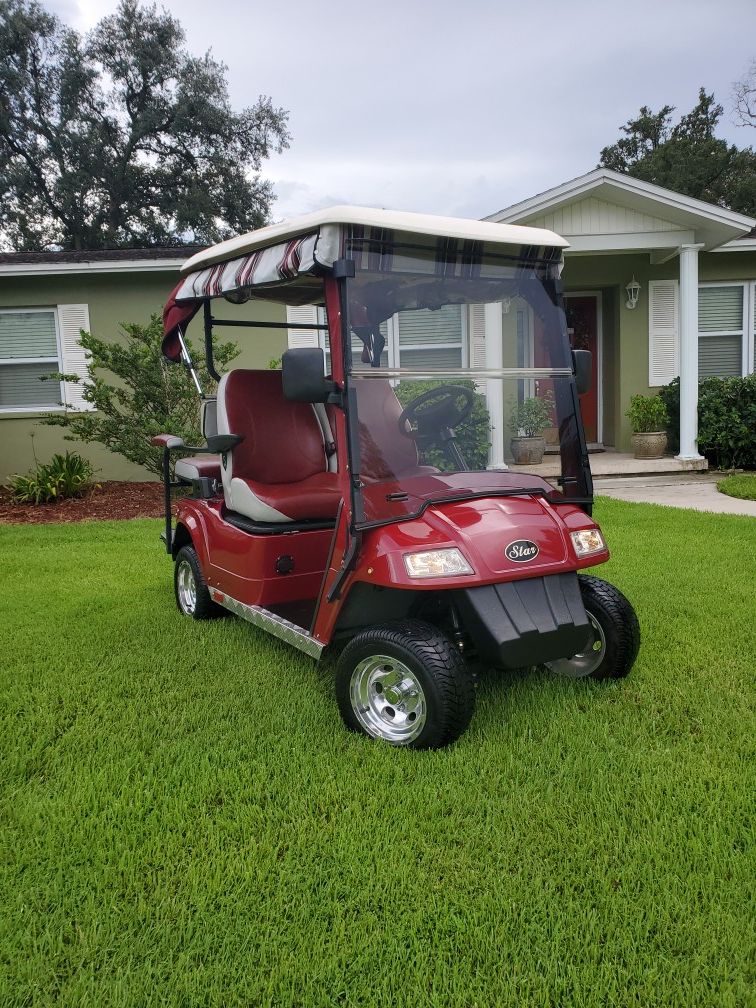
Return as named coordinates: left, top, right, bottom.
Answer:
left=626, top=394, right=670, bottom=459
left=510, top=395, right=554, bottom=464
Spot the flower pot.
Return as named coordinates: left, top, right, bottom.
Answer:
left=631, top=431, right=668, bottom=460
left=543, top=425, right=559, bottom=447
left=510, top=436, right=546, bottom=465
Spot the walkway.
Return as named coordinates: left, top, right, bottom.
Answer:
left=594, top=471, right=756, bottom=517
left=507, top=452, right=754, bottom=516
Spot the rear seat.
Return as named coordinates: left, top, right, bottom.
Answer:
left=174, top=393, right=338, bottom=487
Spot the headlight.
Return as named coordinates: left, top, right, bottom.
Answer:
left=403, top=548, right=473, bottom=578
left=570, top=528, right=606, bottom=557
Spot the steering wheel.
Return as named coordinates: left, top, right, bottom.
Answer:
left=398, top=384, right=475, bottom=442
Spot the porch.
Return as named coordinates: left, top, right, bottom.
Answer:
left=508, top=449, right=708, bottom=480
left=487, top=168, right=756, bottom=459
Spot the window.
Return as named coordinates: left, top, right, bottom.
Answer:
left=290, top=304, right=465, bottom=372
left=394, top=304, right=465, bottom=370
left=0, top=304, right=92, bottom=413
left=698, top=284, right=746, bottom=379
left=0, top=309, right=63, bottom=411
left=649, top=281, right=756, bottom=385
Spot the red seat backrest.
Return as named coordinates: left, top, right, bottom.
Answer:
left=218, top=370, right=326, bottom=485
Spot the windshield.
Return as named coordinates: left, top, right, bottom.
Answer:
left=343, top=250, right=590, bottom=526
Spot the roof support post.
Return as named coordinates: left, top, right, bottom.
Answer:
left=676, top=244, right=705, bottom=462
left=485, top=302, right=507, bottom=469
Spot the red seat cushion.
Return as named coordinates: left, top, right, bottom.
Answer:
left=249, top=472, right=342, bottom=522
left=174, top=455, right=221, bottom=482
left=218, top=369, right=341, bottom=521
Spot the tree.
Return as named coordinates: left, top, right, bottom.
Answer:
left=41, top=315, right=238, bottom=477
left=0, top=0, right=290, bottom=251
left=599, top=88, right=756, bottom=216
left=733, top=60, right=756, bottom=129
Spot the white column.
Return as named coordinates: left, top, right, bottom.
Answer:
left=676, top=244, right=705, bottom=461
left=484, top=302, right=506, bottom=469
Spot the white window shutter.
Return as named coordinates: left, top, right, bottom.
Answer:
left=286, top=305, right=321, bottom=348
left=648, top=280, right=679, bottom=386
left=57, top=304, right=93, bottom=411
left=468, top=303, right=487, bottom=369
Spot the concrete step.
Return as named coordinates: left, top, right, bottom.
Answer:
left=509, top=453, right=709, bottom=481
left=594, top=471, right=722, bottom=489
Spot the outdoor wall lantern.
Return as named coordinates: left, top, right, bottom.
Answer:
left=625, top=276, right=641, bottom=310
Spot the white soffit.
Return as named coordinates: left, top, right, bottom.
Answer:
left=711, top=238, right=756, bottom=253
left=487, top=169, right=756, bottom=252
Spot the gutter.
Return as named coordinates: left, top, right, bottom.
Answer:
left=0, top=259, right=186, bottom=277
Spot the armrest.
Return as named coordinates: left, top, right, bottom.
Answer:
left=151, top=433, right=244, bottom=453
left=206, top=434, right=244, bottom=453
left=151, top=434, right=185, bottom=448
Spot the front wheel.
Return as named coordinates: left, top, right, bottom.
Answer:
left=335, top=620, right=476, bottom=749
left=546, top=575, right=640, bottom=680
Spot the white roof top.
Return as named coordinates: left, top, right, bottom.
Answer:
left=487, top=169, right=756, bottom=252
left=181, top=205, right=569, bottom=275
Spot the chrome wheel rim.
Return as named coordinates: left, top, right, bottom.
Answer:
left=176, top=559, right=197, bottom=615
left=350, top=655, right=427, bottom=744
left=546, top=612, right=606, bottom=678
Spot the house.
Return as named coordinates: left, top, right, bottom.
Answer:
left=485, top=169, right=756, bottom=463
left=0, top=248, right=284, bottom=481
left=2, top=170, right=755, bottom=482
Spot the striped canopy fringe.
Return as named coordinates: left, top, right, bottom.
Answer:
left=174, top=232, right=319, bottom=303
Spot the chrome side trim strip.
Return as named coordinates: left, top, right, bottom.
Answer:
left=211, top=590, right=324, bottom=660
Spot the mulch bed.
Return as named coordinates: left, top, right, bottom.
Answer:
left=0, top=481, right=169, bottom=524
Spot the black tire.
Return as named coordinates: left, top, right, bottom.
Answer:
left=548, top=575, right=640, bottom=680
left=173, top=545, right=224, bottom=620
left=335, top=619, right=476, bottom=749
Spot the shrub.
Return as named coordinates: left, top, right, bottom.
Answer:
left=626, top=393, right=669, bottom=434
left=511, top=396, right=554, bottom=438
left=394, top=379, right=491, bottom=470
left=660, top=375, right=756, bottom=469
left=41, top=315, right=238, bottom=478
left=9, top=451, right=96, bottom=505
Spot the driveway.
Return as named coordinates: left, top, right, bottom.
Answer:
left=594, top=472, right=756, bottom=517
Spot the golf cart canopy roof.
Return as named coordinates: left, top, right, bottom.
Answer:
left=161, top=205, right=569, bottom=360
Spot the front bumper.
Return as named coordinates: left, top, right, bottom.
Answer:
left=454, top=572, right=591, bottom=669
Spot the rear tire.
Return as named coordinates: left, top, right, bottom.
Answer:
left=335, top=619, right=475, bottom=749
left=174, top=545, right=224, bottom=620
left=547, top=575, right=640, bottom=680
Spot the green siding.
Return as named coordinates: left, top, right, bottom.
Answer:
left=0, top=269, right=286, bottom=481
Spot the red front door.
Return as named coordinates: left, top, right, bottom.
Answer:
left=565, top=295, right=599, bottom=444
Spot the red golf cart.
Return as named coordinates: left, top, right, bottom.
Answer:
left=154, top=207, right=639, bottom=748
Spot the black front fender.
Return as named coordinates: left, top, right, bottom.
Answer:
left=454, top=572, right=591, bottom=669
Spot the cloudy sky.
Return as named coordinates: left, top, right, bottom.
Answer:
left=52, top=0, right=756, bottom=222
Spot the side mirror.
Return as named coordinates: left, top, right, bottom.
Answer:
left=281, top=348, right=332, bottom=403
left=572, top=349, right=592, bottom=396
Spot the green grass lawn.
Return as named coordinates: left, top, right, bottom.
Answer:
left=717, top=472, right=756, bottom=501
left=1, top=500, right=754, bottom=1007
